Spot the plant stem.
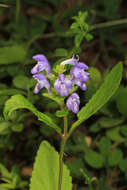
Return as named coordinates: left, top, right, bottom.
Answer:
left=89, top=183, right=93, bottom=190
left=58, top=136, right=66, bottom=190
left=90, top=18, right=127, bottom=30
left=58, top=116, right=68, bottom=190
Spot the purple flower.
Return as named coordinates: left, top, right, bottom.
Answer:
left=72, top=78, right=87, bottom=91
left=70, top=62, right=89, bottom=82
left=60, top=57, right=78, bottom=66
left=33, top=73, right=51, bottom=94
left=66, top=93, right=80, bottom=113
left=54, top=74, right=72, bottom=96
left=31, top=54, right=51, bottom=76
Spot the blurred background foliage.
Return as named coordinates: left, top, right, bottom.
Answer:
left=0, top=0, right=127, bottom=189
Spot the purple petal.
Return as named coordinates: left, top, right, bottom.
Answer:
left=66, top=93, right=80, bottom=113
left=71, top=67, right=89, bottom=82
left=32, top=54, right=48, bottom=62
left=34, top=82, right=44, bottom=94
left=59, top=74, right=65, bottom=81
left=60, top=58, right=78, bottom=66
left=31, top=63, right=47, bottom=74
left=72, top=79, right=87, bottom=91
left=71, top=93, right=80, bottom=104
left=33, top=73, right=46, bottom=81
left=77, top=62, right=88, bottom=70
left=32, top=54, right=51, bottom=75
left=54, top=74, right=72, bottom=96
left=59, top=84, right=69, bottom=96
left=33, top=74, right=51, bottom=94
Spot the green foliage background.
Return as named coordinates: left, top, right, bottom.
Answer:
left=0, top=0, right=127, bottom=190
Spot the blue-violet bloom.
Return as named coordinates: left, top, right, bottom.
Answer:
left=72, top=78, right=87, bottom=91
left=70, top=62, right=89, bottom=82
left=33, top=73, right=51, bottom=94
left=66, top=93, right=80, bottom=113
left=31, top=54, right=51, bottom=76
left=54, top=74, right=72, bottom=97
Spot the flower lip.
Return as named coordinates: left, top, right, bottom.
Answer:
left=66, top=93, right=80, bottom=113
left=54, top=74, right=72, bottom=97
left=70, top=66, right=89, bottom=83
left=32, top=54, right=48, bottom=62
left=76, top=62, right=89, bottom=70
left=31, top=54, right=51, bottom=75
left=33, top=73, right=51, bottom=94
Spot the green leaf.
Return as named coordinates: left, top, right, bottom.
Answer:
left=90, top=122, right=101, bottom=133
left=43, top=93, right=64, bottom=106
left=108, top=149, right=123, bottom=166
left=0, top=164, right=11, bottom=178
left=54, top=48, right=68, bottom=57
left=3, top=94, right=61, bottom=134
left=116, top=87, right=127, bottom=116
left=66, top=158, right=85, bottom=178
left=0, top=89, right=26, bottom=96
left=87, top=67, right=101, bottom=87
left=30, top=141, right=72, bottom=190
left=70, top=62, right=123, bottom=134
left=0, top=121, right=11, bottom=134
left=106, top=127, right=124, bottom=142
left=11, top=123, right=24, bottom=132
left=74, top=34, right=84, bottom=48
left=98, top=117, right=125, bottom=128
left=85, top=33, right=93, bottom=41
left=84, top=150, right=105, bottom=169
left=99, top=136, right=111, bottom=157
left=0, top=45, right=26, bottom=64
left=13, top=75, right=29, bottom=90
left=55, top=109, right=69, bottom=117
left=119, top=159, right=127, bottom=172
left=120, top=125, right=127, bottom=137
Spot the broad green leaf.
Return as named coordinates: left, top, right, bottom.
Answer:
left=13, top=75, right=29, bottom=90
left=116, top=87, right=127, bottom=116
left=66, top=158, right=85, bottom=178
left=11, top=123, right=24, bottom=132
left=54, top=48, right=68, bottom=57
left=90, top=122, right=101, bottom=133
left=0, top=89, right=26, bottom=96
left=3, top=95, right=61, bottom=134
left=43, top=92, right=64, bottom=106
left=120, top=125, right=127, bottom=137
left=106, top=127, right=124, bottom=142
left=70, top=62, right=123, bottom=134
left=74, top=33, right=84, bottom=48
left=0, top=121, right=11, bottom=134
left=0, top=45, right=26, bottom=64
left=84, top=150, right=105, bottom=169
left=99, top=136, right=111, bottom=157
left=119, top=159, right=127, bottom=172
left=87, top=67, right=101, bottom=87
left=30, top=141, right=72, bottom=190
left=108, top=149, right=123, bottom=167
left=0, top=164, right=11, bottom=178
left=98, top=116, right=125, bottom=128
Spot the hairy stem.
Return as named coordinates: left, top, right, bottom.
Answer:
left=90, top=18, right=127, bottom=30
left=58, top=116, right=68, bottom=190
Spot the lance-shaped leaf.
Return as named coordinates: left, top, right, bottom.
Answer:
left=69, top=62, right=123, bottom=135
left=30, top=141, right=72, bottom=190
left=3, top=94, right=61, bottom=134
